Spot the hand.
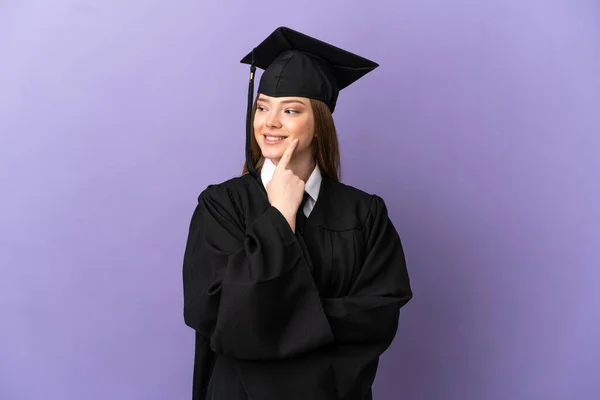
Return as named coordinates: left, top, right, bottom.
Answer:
left=266, top=139, right=305, bottom=230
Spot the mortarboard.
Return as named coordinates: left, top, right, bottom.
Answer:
left=241, top=27, right=379, bottom=177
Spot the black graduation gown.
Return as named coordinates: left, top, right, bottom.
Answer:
left=182, top=172, right=412, bottom=400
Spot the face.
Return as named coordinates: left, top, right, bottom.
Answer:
left=253, top=94, right=315, bottom=164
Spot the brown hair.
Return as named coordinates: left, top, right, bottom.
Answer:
left=242, top=98, right=341, bottom=181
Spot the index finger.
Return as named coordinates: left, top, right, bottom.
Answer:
left=276, top=138, right=298, bottom=171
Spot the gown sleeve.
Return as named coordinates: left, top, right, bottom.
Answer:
left=321, top=194, right=413, bottom=399
left=182, top=184, right=335, bottom=360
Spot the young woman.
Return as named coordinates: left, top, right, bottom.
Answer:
left=183, top=27, right=413, bottom=400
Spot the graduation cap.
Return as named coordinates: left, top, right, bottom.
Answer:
left=241, top=26, right=379, bottom=177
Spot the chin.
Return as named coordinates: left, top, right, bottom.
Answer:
left=261, top=149, right=284, bottom=160
left=257, top=144, right=282, bottom=160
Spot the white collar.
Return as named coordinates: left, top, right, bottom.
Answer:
left=260, top=158, right=322, bottom=202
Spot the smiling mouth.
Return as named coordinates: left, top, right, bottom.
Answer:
left=264, top=135, right=288, bottom=142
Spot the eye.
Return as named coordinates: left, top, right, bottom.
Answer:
left=285, top=109, right=299, bottom=114
left=257, top=105, right=267, bottom=112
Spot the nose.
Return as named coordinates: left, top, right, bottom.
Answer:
left=265, top=110, right=282, bottom=129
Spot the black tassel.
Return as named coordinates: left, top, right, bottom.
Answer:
left=245, top=50, right=258, bottom=177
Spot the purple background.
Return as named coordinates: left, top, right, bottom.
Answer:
left=1, top=1, right=599, bottom=399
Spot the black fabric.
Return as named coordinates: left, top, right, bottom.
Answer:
left=191, top=331, right=217, bottom=399
left=182, top=173, right=412, bottom=399
left=295, top=191, right=310, bottom=236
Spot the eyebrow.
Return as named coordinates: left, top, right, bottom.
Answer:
left=257, top=97, right=307, bottom=106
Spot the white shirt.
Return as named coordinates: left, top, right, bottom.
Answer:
left=260, top=158, right=322, bottom=217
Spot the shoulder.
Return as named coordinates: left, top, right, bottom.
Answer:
left=326, top=179, right=389, bottom=227
left=195, top=174, right=258, bottom=220
left=198, top=174, right=256, bottom=202
left=330, top=179, right=387, bottom=207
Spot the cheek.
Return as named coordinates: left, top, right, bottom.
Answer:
left=292, top=117, right=314, bottom=138
left=253, top=115, right=263, bottom=138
